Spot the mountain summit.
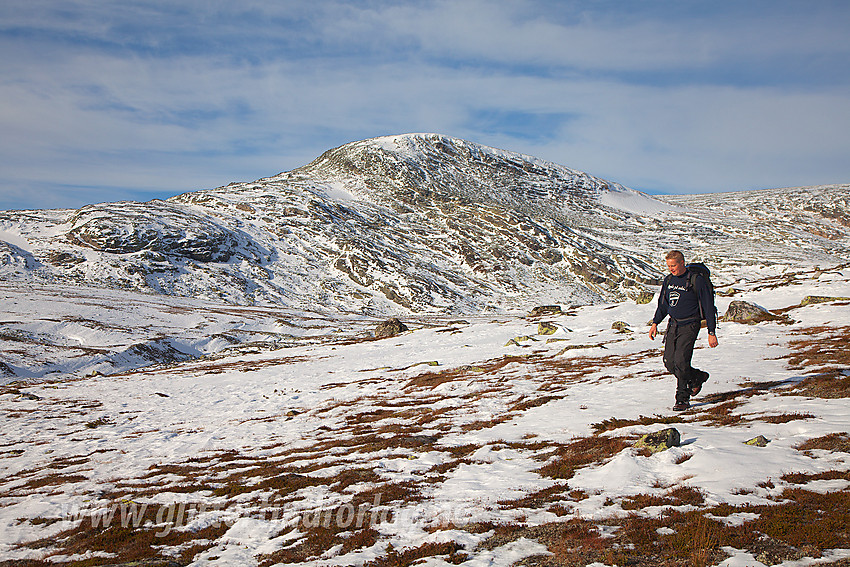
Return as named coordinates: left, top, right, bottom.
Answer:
left=286, top=134, right=668, bottom=217
left=0, top=134, right=847, bottom=314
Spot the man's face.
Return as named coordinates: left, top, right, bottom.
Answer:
left=666, top=257, right=686, bottom=276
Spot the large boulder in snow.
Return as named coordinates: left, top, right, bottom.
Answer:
left=720, top=300, right=783, bottom=324
left=635, top=428, right=681, bottom=453
left=375, top=318, right=409, bottom=338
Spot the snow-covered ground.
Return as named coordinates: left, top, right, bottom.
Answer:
left=1, top=265, right=849, bottom=566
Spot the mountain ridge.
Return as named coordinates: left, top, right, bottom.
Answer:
left=0, top=134, right=848, bottom=315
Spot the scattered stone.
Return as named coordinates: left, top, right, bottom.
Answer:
left=745, top=435, right=770, bottom=447
left=630, top=291, right=655, bottom=305
left=611, top=321, right=632, bottom=333
left=403, top=360, right=440, bottom=369
left=528, top=305, right=563, bottom=317
left=546, top=337, right=570, bottom=344
left=538, top=321, right=558, bottom=335
left=399, top=434, right=439, bottom=448
left=4, top=388, right=41, bottom=401
left=153, top=392, right=170, bottom=398
left=720, top=300, right=784, bottom=324
left=716, top=288, right=741, bottom=297
left=635, top=428, right=681, bottom=453
left=505, top=336, right=538, bottom=347
left=46, top=250, right=87, bottom=267
left=375, top=318, right=409, bottom=338
left=554, top=343, right=607, bottom=356
left=800, top=295, right=850, bottom=306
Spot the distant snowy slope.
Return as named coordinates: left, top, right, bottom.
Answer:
left=0, top=134, right=847, bottom=315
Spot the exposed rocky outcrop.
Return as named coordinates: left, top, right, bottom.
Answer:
left=801, top=295, right=850, bottom=305
left=66, top=201, right=238, bottom=262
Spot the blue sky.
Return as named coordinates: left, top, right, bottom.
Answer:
left=1, top=1, right=849, bottom=210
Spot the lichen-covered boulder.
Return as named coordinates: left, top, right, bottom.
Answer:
left=375, top=318, right=409, bottom=338
left=635, top=428, right=681, bottom=453
left=630, top=291, right=655, bottom=305
left=744, top=435, right=770, bottom=447
left=528, top=305, right=563, bottom=317
left=538, top=322, right=558, bottom=335
left=721, top=300, right=783, bottom=324
left=505, top=335, right=538, bottom=347
left=611, top=321, right=632, bottom=333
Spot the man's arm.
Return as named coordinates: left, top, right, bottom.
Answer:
left=694, top=275, right=719, bottom=347
left=649, top=279, right=668, bottom=341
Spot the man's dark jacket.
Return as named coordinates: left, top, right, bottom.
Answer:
left=653, top=270, right=717, bottom=334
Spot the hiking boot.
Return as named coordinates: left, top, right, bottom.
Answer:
left=691, top=371, right=709, bottom=396
left=673, top=401, right=690, bottom=411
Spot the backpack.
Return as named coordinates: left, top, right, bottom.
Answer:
left=685, top=263, right=717, bottom=322
left=661, top=262, right=717, bottom=322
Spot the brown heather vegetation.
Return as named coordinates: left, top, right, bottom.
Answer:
left=782, top=325, right=850, bottom=398
left=796, top=432, right=850, bottom=454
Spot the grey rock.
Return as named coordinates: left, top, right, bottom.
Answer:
left=65, top=201, right=239, bottom=262
left=721, top=300, right=783, bottom=324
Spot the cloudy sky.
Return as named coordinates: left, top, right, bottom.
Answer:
left=1, top=1, right=849, bottom=210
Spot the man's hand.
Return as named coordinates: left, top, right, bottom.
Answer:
left=649, top=323, right=658, bottom=341
left=708, top=333, right=719, bottom=348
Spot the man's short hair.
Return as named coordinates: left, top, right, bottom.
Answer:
left=665, top=250, right=685, bottom=263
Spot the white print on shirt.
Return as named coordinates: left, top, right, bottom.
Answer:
left=669, top=290, right=681, bottom=307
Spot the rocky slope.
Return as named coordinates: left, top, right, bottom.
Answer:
left=0, top=134, right=848, bottom=314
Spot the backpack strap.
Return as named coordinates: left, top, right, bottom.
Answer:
left=660, top=274, right=671, bottom=306
left=689, top=271, right=705, bottom=320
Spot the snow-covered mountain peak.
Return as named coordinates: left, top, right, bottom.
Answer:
left=284, top=133, right=668, bottom=216
left=0, top=135, right=847, bottom=316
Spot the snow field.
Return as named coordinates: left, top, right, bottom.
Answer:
left=0, top=267, right=848, bottom=565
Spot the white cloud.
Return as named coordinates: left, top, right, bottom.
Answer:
left=1, top=1, right=849, bottom=209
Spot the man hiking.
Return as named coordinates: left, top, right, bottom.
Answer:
left=649, top=250, right=718, bottom=411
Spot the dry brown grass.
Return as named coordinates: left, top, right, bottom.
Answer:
left=591, top=414, right=685, bottom=434
left=796, top=432, right=850, bottom=454
left=537, top=435, right=633, bottom=480
left=620, top=487, right=704, bottom=510
left=781, top=326, right=850, bottom=398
